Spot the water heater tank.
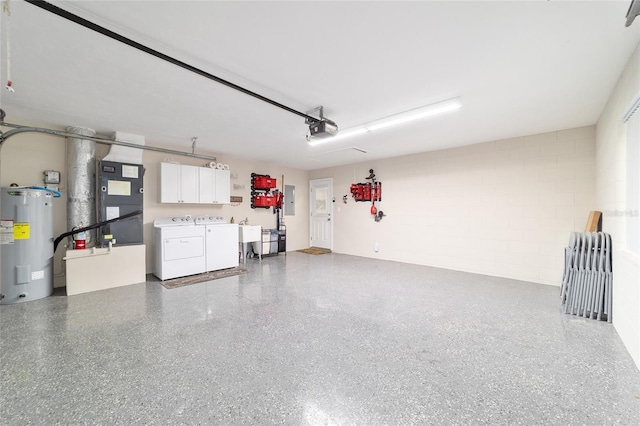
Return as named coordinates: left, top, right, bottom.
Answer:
left=0, top=187, right=54, bottom=304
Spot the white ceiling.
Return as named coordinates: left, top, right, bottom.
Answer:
left=1, top=0, right=639, bottom=170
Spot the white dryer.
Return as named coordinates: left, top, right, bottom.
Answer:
left=195, top=216, right=239, bottom=272
left=153, top=216, right=206, bottom=280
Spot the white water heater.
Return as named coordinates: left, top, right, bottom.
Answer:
left=0, top=187, right=54, bottom=304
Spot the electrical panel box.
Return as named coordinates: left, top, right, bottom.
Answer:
left=97, top=160, right=144, bottom=247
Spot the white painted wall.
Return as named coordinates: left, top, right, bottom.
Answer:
left=0, top=125, right=309, bottom=286
left=596, top=42, right=640, bottom=370
left=310, top=126, right=596, bottom=286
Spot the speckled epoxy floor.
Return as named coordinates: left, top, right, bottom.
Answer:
left=1, top=253, right=639, bottom=425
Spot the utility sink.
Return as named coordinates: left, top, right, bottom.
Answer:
left=239, top=225, right=262, bottom=262
left=238, top=225, right=261, bottom=243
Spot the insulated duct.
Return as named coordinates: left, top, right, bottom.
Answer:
left=66, top=126, right=96, bottom=247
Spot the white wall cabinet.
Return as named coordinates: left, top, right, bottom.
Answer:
left=198, top=168, right=231, bottom=204
left=160, top=163, right=199, bottom=203
left=214, top=169, right=230, bottom=204
left=160, top=162, right=230, bottom=204
left=198, top=167, right=216, bottom=204
left=180, top=165, right=200, bottom=203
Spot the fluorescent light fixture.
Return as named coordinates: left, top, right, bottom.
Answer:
left=308, top=97, right=462, bottom=146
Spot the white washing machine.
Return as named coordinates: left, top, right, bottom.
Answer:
left=153, top=216, right=206, bottom=280
left=195, top=216, right=239, bottom=272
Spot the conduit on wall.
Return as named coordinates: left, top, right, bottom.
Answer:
left=0, top=122, right=217, bottom=161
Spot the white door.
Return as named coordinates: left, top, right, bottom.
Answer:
left=310, top=178, right=332, bottom=249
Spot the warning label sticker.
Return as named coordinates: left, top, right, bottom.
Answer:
left=13, top=223, right=30, bottom=240
left=0, top=220, right=14, bottom=244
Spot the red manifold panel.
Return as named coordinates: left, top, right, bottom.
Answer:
left=253, top=176, right=277, bottom=189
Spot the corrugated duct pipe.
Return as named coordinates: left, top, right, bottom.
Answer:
left=66, top=126, right=96, bottom=247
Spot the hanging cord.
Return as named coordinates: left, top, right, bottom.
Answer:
left=2, top=0, right=13, bottom=92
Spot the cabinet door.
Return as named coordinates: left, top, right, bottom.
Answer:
left=180, top=165, right=200, bottom=203
left=160, top=163, right=180, bottom=203
left=214, top=169, right=230, bottom=204
left=198, top=167, right=216, bottom=203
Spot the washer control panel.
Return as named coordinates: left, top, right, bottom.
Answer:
left=195, top=216, right=226, bottom=225
left=153, top=216, right=194, bottom=227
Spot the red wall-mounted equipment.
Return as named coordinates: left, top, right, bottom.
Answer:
left=350, top=183, right=363, bottom=201
left=350, top=182, right=381, bottom=202
left=362, top=183, right=372, bottom=202
left=251, top=173, right=280, bottom=209
left=252, top=175, right=277, bottom=190
left=350, top=168, right=385, bottom=221
left=274, top=190, right=283, bottom=209
left=372, top=182, right=382, bottom=202
left=252, top=193, right=278, bottom=208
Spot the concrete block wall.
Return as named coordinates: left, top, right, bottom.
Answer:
left=310, top=125, right=596, bottom=286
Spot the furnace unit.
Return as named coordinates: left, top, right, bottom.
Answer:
left=97, top=160, right=144, bottom=247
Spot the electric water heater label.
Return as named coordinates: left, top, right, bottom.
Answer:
left=13, top=223, right=30, bottom=240
left=0, top=220, right=14, bottom=244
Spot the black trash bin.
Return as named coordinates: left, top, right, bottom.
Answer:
left=278, top=227, right=286, bottom=253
